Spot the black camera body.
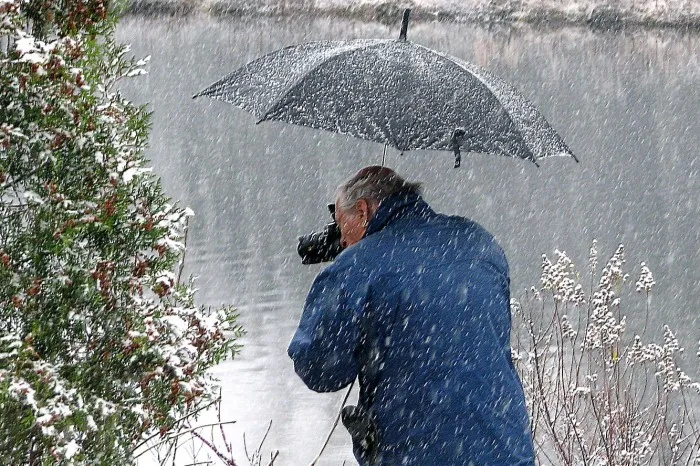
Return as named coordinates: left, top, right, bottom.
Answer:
left=342, top=405, right=379, bottom=463
left=297, top=204, right=343, bottom=264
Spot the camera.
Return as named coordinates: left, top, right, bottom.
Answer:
left=342, top=405, right=378, bottom=463
left=297, top=204, right=343, bottom=264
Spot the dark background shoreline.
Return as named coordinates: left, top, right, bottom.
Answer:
left=124, top=0, right=700, bottom=31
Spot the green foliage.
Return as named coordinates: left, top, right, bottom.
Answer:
left=0, top=1, right=242, bottom=464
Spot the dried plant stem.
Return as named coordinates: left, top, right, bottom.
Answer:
left=133, top=396, right=220, bottom=455
left=191, top=431, right=238, bottom=466
left=266, top=450, right=280, bottom=466
left=176, top=216, right=190, bottom=286
left=309, top=379, right=355, bottom=466
left=146, top=421, right=238, bottom=454
left=513, top=244, right=699, bottom=466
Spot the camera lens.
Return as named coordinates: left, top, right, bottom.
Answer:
left=297, top=222, right=343, bottom=264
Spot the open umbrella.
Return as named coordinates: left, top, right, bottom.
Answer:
left=194, top=9, right=577, bottom=168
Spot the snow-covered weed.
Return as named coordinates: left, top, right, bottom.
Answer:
left=512, top=242, right=699, bottom=466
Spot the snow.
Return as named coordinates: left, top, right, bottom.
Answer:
left=63, top=440, right=80, bottom=460
left=122, top=165, right=152, bottom=182
left=15, top=36, right=36, bottom=55
left=126, top=68, right=148, bottom=77
left=24, top=190, right=44, bottom=204
left=636, top=262, right=656, bottom=292
left=160, top=314, right=187, bottom=338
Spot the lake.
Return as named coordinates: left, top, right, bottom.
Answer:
left=117, top=15, right=700, bottom=465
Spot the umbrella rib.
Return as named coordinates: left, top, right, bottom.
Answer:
left=255, top=39, right=397, bottom=150
left=445, top=46, right=576, bottom=163
left=254, top=40, right=374, bottom=122
left=413, top=43, right=542, bottom=164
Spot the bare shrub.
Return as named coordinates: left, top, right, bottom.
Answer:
left=512, top=241, right=700, bottom=465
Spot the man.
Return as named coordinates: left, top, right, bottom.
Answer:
left=288, top=166, right=535, bottom=466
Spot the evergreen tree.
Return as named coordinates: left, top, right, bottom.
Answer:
left=0, top=1, right=242, bottom=463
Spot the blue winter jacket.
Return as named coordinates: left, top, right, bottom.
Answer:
left=288, top=191, right=535, bottom=466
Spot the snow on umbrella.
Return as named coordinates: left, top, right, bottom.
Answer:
left=194, top=9, right=578, bottom=168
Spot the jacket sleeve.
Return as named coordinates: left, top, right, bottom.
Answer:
left=287, top=262, right=363, bottom=392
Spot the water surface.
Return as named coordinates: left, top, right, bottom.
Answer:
left=117, top=16, right=700, bottom=465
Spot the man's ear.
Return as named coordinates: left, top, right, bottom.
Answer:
left=355, top=199, right=371, bottom=222
left=356, top=199, right=379, bottom=224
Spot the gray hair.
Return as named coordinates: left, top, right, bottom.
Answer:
left=336, top=166, right=422, bottom=211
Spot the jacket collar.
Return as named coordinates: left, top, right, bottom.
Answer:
left=364, top=190, right=434, bottom=237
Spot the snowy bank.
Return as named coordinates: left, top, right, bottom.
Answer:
left=126, top=0, right=700, bottom=30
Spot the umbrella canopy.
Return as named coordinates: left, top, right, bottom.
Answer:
left=194, top=10, right=577, bottom=167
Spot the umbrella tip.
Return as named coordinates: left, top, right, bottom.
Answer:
left=399, top=8, right=411, bottom=41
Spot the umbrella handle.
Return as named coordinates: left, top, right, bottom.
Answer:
left=451, top=128, right=466, bottom=168
left=399, top=9, right=411, bottom=41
